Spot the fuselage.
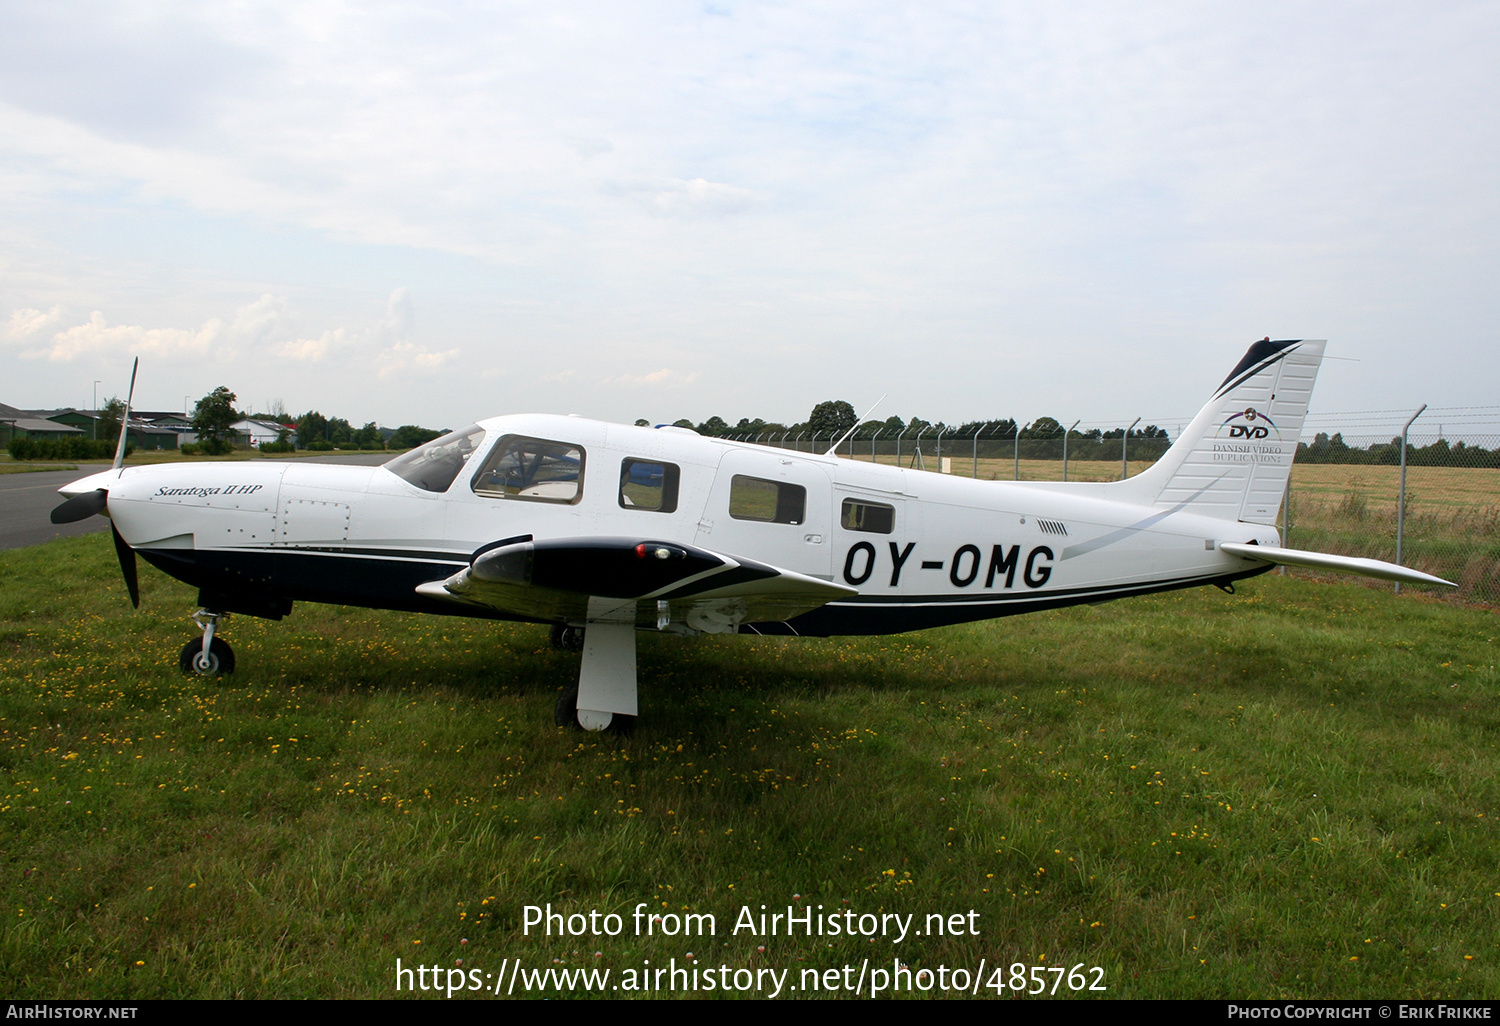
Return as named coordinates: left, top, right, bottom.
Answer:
left=68, top=414, right=1280, bottom=635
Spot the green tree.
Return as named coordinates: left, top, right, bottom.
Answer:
left=97, top=397, right=126, bottom=442
left=192, top=387, right=239, bottom=456
left=807, top=400, right=857, bottom=439
left=1021, top=416, right=1063, bottom=439
left=295, top=411, right=328, bottom=449
left=388, top=424, right=442, bottom=449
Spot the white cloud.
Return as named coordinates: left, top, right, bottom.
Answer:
left=228, top=293, right=290, bottom=347
left=650, top=178, right=758, bottom=217
left=4, top=305, right=62, bottom=341
left=27, top=310, right=224, bottom=362
left=612, top=368, right=698, bottom=388
left=376, top=338, right=458, bottom=379
left=1, top=3, right=1497, bottom=423
left=13, top=294, right=305, bottom=363
left=274, top=327, right=345, bottom=363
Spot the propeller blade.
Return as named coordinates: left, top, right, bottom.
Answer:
left=112, top=357, right=138, bottom=472
left=50, top=488, right=108, bottom=524
left=112, top=523, right=139, bottom=608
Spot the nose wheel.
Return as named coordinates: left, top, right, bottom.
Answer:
left=180, top=609, right=235, bottom=675
left=180, top=637, right=235, bottom=675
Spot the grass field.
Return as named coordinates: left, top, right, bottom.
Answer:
left=1, top=533, right=1496, bottom=999
left=1283, top=465, right=1500, bottom=605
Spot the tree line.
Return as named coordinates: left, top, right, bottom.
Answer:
left=653, top=400, right=1172, bottom=459
left=1297, top=432, right=1500, bottom=469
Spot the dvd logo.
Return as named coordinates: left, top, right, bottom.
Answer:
left=1220, top=406, right=1279, bottom=441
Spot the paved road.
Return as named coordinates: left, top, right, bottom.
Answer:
left=0, top=453, right=395, bottom=552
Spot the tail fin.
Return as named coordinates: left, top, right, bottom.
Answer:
left=1121, top=338, right=1325, bottom=524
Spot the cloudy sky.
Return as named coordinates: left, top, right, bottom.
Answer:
left=2, top=1, right=1496, bottom=435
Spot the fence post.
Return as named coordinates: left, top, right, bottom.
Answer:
left=1122, top=417, right=1141, bottom=480
left=972, top=427, right=982, bottom=479
left=1280, top=474, right=1291, bottom=575
left=1063, top=419, right=1079, bottom=481
left=870, top=429, right=881, bottom=464
left=1395, top=404, right=1427, bottom=594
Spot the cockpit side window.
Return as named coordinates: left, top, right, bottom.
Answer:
left=619, top=459, right=680, bottom=513
left=471, top=435, right=585, bottom=503
left=384, top=424, right=486, bottom=493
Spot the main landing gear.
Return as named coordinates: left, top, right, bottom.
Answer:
left=179, top=609, right=235, bottom=675
left=550, top=600, right=639, bottom=735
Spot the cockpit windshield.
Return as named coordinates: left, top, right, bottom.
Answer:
left=383, top=424, right=486, bottom=493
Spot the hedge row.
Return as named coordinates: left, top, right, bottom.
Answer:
left=7, top=438, right=133, bottom=460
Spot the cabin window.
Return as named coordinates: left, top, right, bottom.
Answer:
left=728, top=475, right=806, bottom=524
left=840, top=498, right=895, bottom=534
left=619, top=459, right=680, bottom=513
left=384, top=424, right=486, bottom=493
left=471, top=435, right=585, bottom=503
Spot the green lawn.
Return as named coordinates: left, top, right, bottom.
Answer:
left=0, top=534, right=1495, bottom=999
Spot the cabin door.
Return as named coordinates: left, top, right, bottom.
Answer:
left=693, top=449, right=834, bottom=580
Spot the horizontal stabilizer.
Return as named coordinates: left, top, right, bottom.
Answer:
left=1218, top=542, right=1454, bottom=588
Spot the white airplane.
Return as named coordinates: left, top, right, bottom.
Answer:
left=53, top=340, right=1451, bottom=732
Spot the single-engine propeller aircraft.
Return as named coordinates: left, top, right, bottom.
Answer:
left=53, top=340, right=1452, bottom=732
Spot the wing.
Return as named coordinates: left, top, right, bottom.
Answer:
left=1218, top=542, right=1454, bottom=587
left=415, top=535, right=857, bottom=633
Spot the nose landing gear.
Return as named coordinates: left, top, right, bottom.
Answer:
left=179, top=609, right=235, bottom=675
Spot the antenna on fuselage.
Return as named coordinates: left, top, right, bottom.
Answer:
left=824, top=394, right=887, bottom=457
left=112, top=357, right=138, bottom=475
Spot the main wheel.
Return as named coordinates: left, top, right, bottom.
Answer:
left=549, top=625, right=585, bottom=651
left=180, top=637, right=235, bottom=675
left=553, top=686, right=634, bottom=736
left=554, top=685, right=580, bottom=726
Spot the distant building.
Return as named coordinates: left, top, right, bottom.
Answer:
left=0, top=402, right=86, bottom=447
left=233, top=419, right=293, bottom=448
left=44, top=409, right=179, bottom=450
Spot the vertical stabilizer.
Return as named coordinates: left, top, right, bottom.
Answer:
left=1121, top=339, right=1325, bottom=524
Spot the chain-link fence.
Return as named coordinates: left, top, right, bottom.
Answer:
left=735, top=409, right=1500, bottom=605
left=745, top=426, right=1174, bottom=481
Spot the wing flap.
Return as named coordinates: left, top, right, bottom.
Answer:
left=416, top=536, right=856, bottom=631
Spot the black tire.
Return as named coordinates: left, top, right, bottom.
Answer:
left=549, top=625, right=585, bottom=651
left=180, top=637, right=235, bottom=675
left=554, top=685, right=580, bottom=727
